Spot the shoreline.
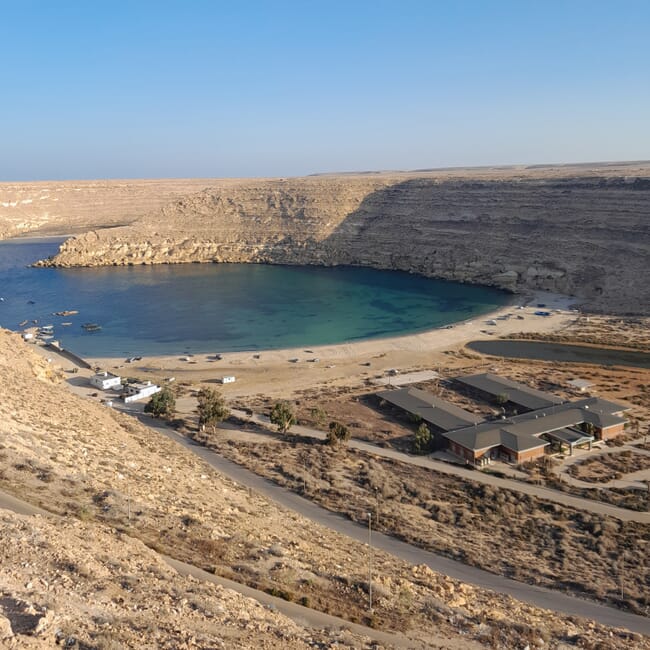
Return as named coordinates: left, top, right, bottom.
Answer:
left=79, top=290, right=576, bottom=398
left=6, top=234, right=577, bottom=397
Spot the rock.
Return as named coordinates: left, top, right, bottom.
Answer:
left=0, top=614, right=13, bottom=639
left=30, top=166, right=650, bottom=315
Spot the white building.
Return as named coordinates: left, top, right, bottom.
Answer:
left=567, top=378, right=594, bottom=393
left=90, top=371, right=122, bottom=391
left=123, top=381, right=161, bottom=403
left=219, top=376, right=236, bottom=384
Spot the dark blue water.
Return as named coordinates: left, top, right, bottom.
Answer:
left=0, top=239, right=510, bottom=357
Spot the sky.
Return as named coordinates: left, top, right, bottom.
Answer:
left=1, top=0, right=649, bottom=180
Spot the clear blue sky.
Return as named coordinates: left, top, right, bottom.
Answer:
left=2, top=1, right=649, bottom=180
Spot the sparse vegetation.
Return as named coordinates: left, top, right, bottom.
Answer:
left=144, top=386, right=176, bottom=419
left=269, top=401, right=296, bottom=434
left=196, top=387, right=229, bottom=432
left=567, top=449, right=650, bottom=483
left=201, top=434, right=650, bottom=615
left=326, top=421, right=350, bottom=447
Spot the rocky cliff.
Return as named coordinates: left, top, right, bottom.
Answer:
left=31, top=163, right=650, bottom=313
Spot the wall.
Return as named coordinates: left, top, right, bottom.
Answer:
left=598, top=422, right=626, bottom=440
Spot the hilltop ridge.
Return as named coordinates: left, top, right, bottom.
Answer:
left=2, top=162, right=649, bottom=314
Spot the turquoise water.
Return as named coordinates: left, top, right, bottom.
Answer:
left=0, top=239, right=510, bottom=357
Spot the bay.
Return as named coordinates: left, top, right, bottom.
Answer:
left=0, top=238, right=510, bottom=357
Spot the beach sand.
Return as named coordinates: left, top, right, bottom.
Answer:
left=77, top=291, right=576, bottom=399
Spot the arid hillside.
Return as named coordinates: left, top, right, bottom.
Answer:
left=0, top=511, right=332, bottom=649
left=1, top=329, right=647, bottom=649
left=14, top=162, right=649, bottom=314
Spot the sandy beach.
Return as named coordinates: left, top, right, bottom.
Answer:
left=78, top=291, right=577, bottom=399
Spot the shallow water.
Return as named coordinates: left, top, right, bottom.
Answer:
left=0, top=239, right=510, bottom=357
left=467, top=340, right=650, bottom=369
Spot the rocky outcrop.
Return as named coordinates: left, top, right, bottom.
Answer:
left=34, top=163, right=650, bottom=314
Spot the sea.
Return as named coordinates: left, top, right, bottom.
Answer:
left=0, top=238, right=511, bottom=357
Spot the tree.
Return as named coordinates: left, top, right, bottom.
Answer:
left=197, top=387, right=229, bottom=432
left=269, top=402, right=296, bottom=434
left=327, top=421, right=350, bottom=447
left=495, top=392, right=509, bottom=406
left=144, top=386, right=176, bottom=419
left=310, top=406, right=326, bottom=425
left=413, top=422, right=432, bottom=454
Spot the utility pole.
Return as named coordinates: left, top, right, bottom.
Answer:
left=374, top=487, right=380, bottom=526
left=367, top=512, right=373, bottom=612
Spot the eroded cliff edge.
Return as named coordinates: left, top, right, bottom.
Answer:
left=40, top=165, right=650, bottom=314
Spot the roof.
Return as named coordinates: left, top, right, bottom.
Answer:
left=567, top=379, right=593, bottom=390
left=544, top=428, right=594, bottom=446
left=455, top=373, right=561, bottom=411
left=377, top=387, right=481, bottom=432
left=126, top=381, right=158, bottom=391
left=444, top=394, right=628, bottom=454
left=445, top=424, right=550, bottom=454
left=93, top=371, right=120, bottom=380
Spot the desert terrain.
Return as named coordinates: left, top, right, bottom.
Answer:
left=1, top=165, right=650, bottom=647
left=5, top=329, right=649, bottom=648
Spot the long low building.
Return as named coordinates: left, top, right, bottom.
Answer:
left=454, top=373, right=562, bottom=411
left=376, top=374, right=629, bottom=465
left=444, top=396, right=629, bottom=464
left=376, top=387, right=481, bottom=448
left=123, top=381, right=161, bottom=404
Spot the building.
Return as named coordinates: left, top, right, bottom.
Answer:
left=219, top=376, right=236, bottom=384
left=123, top=381, right=161, bottom=403
left=567, top=378, right=594, bottom=392
left=90, top=371, right=122, bottom=391
left=376, top=387, right=481, bottom=449
left=454, top=373, right=561, bottom=412
left=376, top=373, right=629, bottom=465
left=443, top=396, right=628, bottom=465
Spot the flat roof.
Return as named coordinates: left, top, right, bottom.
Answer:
left=93, top=371, right=120, bottom=379
left=455, top=373, right=561, bottom=411
left=377, top=387, right=481, bottom=432
left=126, top=381, right=159, bottom=390
left=567, top=379, right=593, bottom=389
left=544, top=428, right=594, bottom=446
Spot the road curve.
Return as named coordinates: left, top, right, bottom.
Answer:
left=144, top=416, right=650, bottom=636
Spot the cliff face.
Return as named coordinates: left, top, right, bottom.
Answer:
left=36, top=164, right=650, bottom=314
left=0, top=178, right=224, bottom=239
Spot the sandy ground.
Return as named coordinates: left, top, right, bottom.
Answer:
left=79, top=291, right=576, bottom=399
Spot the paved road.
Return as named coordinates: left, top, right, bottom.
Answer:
left=141, top=415, right=650, bottom=635
left=0, top=490, right=51, bottom=517
left=0, top=488, right=421, bottom=649
left=232, top=409, right=650, bottom=524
